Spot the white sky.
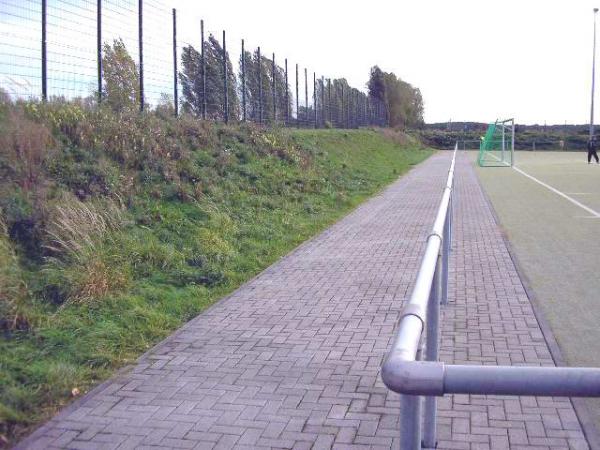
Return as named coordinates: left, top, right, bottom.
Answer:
left=171, top=0, right=600, bottom=125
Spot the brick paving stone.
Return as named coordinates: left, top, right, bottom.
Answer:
left=438, top=153, right=589, bottom=449
left=15, top=152, right=589, bottom=449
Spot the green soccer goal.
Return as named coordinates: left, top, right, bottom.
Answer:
left=478, top=118, right=515, bottom=167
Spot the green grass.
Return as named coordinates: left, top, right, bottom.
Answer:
left=0, top=115, right=430, bottom=445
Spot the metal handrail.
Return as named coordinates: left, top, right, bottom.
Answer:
left=381, top=143, right=600, bottom=449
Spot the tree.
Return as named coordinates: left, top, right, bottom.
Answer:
left=382, top=73, right=424, bottom=128
left=239, top=50, right=291, bottom=123
left=179, top=45, right=203, bottom=116
left=179, top=35, right=239, bottom=120
left=367, top=66, right=386, bottom=103
left=367, top=66, right=424, bottom=129
left=102, top=38, right=140, bottom=112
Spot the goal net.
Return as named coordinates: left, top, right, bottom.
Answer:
left=478, top=118, right=515, bottom=167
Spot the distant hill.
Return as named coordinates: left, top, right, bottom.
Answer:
left=419, top=122, right=590, bottom=150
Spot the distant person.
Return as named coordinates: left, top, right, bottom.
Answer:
left=588, top=138, right=599, bottom=164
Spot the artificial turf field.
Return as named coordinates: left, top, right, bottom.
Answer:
left=475, top=150, right=600, bottom=432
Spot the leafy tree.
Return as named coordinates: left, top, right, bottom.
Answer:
left=239, top=50, right=291, bottom=123
left=179, top=35, right=238, bottom=120
left=382, top=73, right=424, bottom=128
left=367, top=66, right=424, bottom=129
left=102, top=38, right=140, bottom=112
left=367, top=66, right=386, bottom=103
left=179, top=46, right=203, bottom=116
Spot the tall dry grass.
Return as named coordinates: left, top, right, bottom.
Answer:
left=0, top=214, right=29, bottom=330
left=43, top=196, right=130, bottom=303
left=0, top=108, right=54, bottom=191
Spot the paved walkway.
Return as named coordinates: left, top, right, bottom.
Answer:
left=18, top=152, right=589, bottom=449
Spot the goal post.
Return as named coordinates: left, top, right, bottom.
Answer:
left=478, top=118, right=515, bottom=167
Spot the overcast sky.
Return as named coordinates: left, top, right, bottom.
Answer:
left=0, top=0, right=597, bottom=125
left=171, top=0, right=600, bottom=125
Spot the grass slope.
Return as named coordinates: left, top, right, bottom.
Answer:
left=0, top=103, right=430, bottom=445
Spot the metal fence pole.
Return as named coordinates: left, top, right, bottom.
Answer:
left=172, top=8, right=178, bottom=117
left=320, top=76, right=325, bottom=127
left=285, top=59, right=289, bottom=125
left=313, top=72, right=317, bottom=128
left=400, top=347, right=423, bottom=450
left=97, top=0, right=102, bottom=103
left=327, top=79, right=331, bottom=126
left=41, top=0, right=47, bottom=101
left=341, top=85, right=344, bottom=129
left=258, top=47, right=262, bottom=124
left=201, top=20, right=206, bottom=120
left=304, top=67, right=308, bottom=127
left=241, top=39, right=246, bottom=121
left=138, top=0, right=144, bottom=111
left=272, top=53, right=276, bottom=123
left=295, top=63, right=299, bottom=126
left=423, top=254, right=442, bottom=448
left=223, top=30, right=228, bottom=124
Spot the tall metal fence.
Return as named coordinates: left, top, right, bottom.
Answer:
left=0, top=0, right=388, bottom=128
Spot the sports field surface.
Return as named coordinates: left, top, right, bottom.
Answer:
left=475, top=150, right=600, bottom=436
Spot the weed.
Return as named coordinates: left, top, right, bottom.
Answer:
left=0, top=100, right=432, bottom=445
left=0, top=214, right=29, bottom=331
left=42, top=196, right=130, bottom=303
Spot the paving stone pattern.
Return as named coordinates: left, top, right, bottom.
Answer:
left=17, top=152, right=589, bottom=449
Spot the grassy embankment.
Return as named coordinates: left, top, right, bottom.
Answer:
left=0, top=99, right=431, bottom=444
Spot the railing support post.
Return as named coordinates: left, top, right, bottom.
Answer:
left=449, top=189, right=453, bottom=251
left=423, top=253, right=442, bottom=448
left=441, top=202, right=450, bottom=305
left=400, top=348, right=423, bottom=450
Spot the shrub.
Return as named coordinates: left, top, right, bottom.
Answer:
left=0, top=107, right=53, bottom=191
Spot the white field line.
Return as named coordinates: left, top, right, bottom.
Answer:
left=482, top=150, right=600, bottom=218
left=512, top=166, right=600, bottom=219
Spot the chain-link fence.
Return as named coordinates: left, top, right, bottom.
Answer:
left=0, top=0, right=388, bottom=127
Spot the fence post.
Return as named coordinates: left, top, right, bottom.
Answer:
left=295, top=64, right=299, bottom=126
left=201, top=20, right=206, bottom=119
left=258, top=47, right=262, bottom=124
left=41, top=0, right=47, bottom=101
left=241, top=39, right=246, bottom=121
left=350, top=90, right=354, bottom=128
left=272, top=53, right=276, bottom=123
left=313, top=72, right=317, bottom=128
left=223, top=30, right=228, bottom=124
left=172, top=8, right=178, bottom=117
left=285, top=59, right=289, bottom=125
left=327, top=79, right=331, bottom=126
left=320, top=76, right=325, bottom=128
left=138, top=0, right=144, bottom=111
left=423, top=253, right=442, bottom=448
left=341, top=85, right=344, bottom=129
left=304, top=68, right=308, bottom=128
left=97, top=0, right=102, bottom=103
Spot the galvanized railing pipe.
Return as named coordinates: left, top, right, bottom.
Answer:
left=382, top=143, right=600, bottom=449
